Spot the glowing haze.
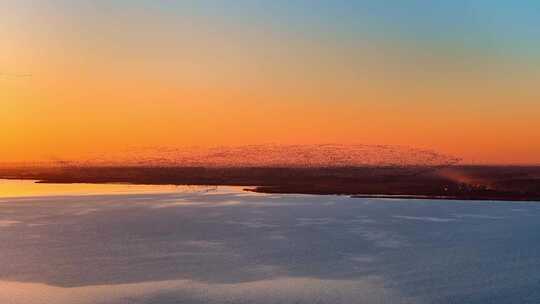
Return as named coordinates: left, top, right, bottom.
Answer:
left=2, top=1, right=539, bottom=164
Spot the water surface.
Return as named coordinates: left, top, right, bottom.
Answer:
left=1, top=180, right=539, bottom=303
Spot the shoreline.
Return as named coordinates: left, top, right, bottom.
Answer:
left=1, top=179, right=538, bottom=203
left=1, top=165, right=540, bottom=202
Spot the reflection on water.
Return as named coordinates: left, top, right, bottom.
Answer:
left=0, top=179, right=239, bottom=198
left=0, top=277, right=409, bottom=304
left=1, top=180, right=540, bottom=303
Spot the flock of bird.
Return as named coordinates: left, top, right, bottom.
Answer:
left=54, top=144, right=460, bottom=168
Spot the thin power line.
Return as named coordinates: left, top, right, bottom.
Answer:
left=0, top=73, right=33, bottom=78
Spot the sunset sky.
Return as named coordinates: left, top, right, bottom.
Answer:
left=1, top=1, right=539, bottom=164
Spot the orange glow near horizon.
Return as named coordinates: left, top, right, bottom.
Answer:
left=2, top=2, right=540, bottom=165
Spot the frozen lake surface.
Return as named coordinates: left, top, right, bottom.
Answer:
left=1, top=180, right=540, bottom=303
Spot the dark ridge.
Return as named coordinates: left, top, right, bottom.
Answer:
left=1, top=165, right=539, bottom=202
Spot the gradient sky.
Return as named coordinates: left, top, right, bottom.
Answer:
left=1, top=1, right=539, bottom=164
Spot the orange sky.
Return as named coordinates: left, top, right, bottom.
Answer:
left=2, top=1, right=540, bottom=164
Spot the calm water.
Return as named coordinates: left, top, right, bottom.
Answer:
left=1, top=180, right=540, bottom=304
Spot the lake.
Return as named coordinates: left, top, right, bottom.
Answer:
left=1, top=179, right=539, bottom=303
